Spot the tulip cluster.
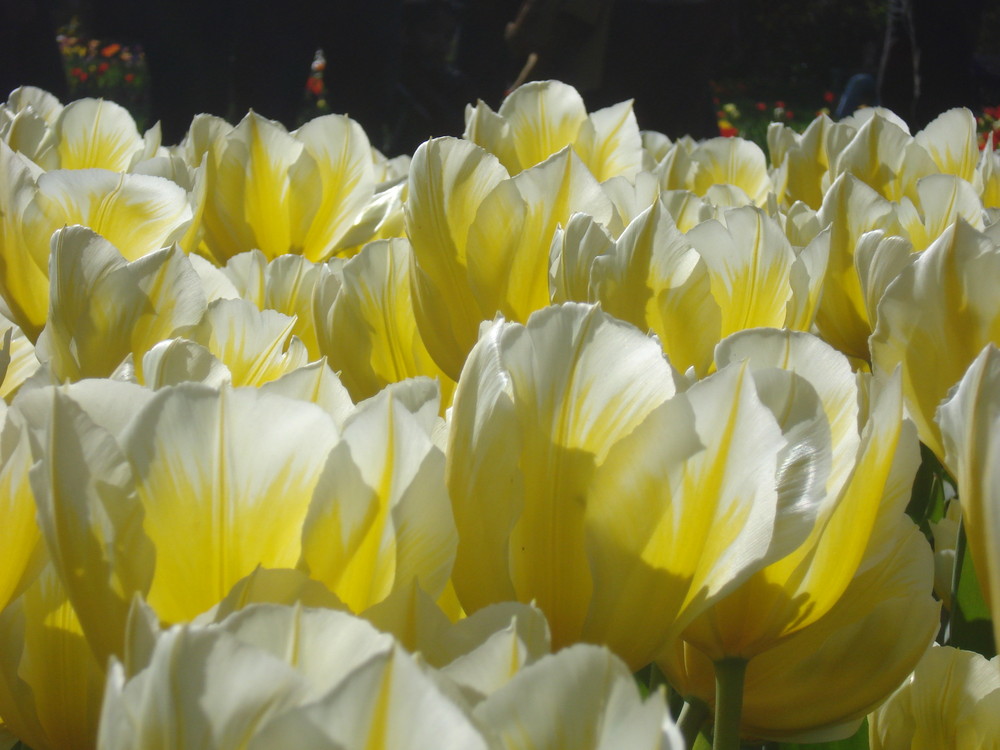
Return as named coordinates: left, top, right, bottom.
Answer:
left=1, top=79, right=999, bottom=749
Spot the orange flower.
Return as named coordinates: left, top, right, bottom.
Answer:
left=101, top=43, right=121, bottom=57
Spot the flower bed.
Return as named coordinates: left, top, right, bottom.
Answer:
left=1, top=78, right=999, bottom=750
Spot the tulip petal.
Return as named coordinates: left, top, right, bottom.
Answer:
left=405, top=137, right=509, bottom=380
left=122, top=385, right=340, bottom=623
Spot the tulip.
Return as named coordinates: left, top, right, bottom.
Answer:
left=938, top=344, right=1000, bottom=639
left=0, top=141, right=193, bottom=339
left=0, top=314, right=39, bottom=399
left=592, top=202, right=826, bottom=376
left=318, top=238, right=455, bottom=405
left=406, top=138, right=612, bottom=380
left=812, top=172, right=908, bottom=361
left=474, top=645, right=683, bottom=750
left=298, top=381, right=456, bottom=613
left=870, top=219, right=1000, bottom=461
left=198, top=112, right=376, bottom=263
left=913, top=108, right=981, bottom=187
left=447, top=304, right=827, bottom=666
left=221, top=249, right=341, bottom=361
left=405, top=137, right=508, bottom=380
left=767, top=113, right=833, bottom=209
left=980, top=133, right=1000, bottom=209
left=23, top=381, right=341, bottom=664
left=661, top=518, right=938, bottom=744
left=2, top=92, right=159, bottom=173
left=678, top=331, right=920, bottom=662
left=464, top=79, right=643, bottom=181
left=183, top=299, right=309, bottom=387
left=827, top=108, right=938, bottom=202
left=0, top=403, right=44, bottom=615
left=868, top=646, right=1000, bottom=748
left=0, top=565, right=104, bottom=750
left=34, top=226, right=206, bottom=383
left=685, top=137, right=773, bottom=206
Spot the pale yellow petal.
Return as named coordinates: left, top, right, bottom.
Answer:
left=54, top=98, right=145, bottom=172
left=405, top=137, right=509, bottom=380
left=494, top=80, right=589, bottom=173
left=591, top=197, right=720, bottom=375
left=294, top=114, right=375, bottom=260
left=871, top=220, right=1000, bottom=460
left=938, top=344, right=1000, bottom=628
left=321, top=238, right=455, bottom=404
left=467, top=147, right=612, bottom=324
left=121, top=385, right=340, bottom=623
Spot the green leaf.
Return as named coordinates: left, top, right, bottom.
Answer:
left=947, top=519, right=997, bottom=657
left=905, top=444, right=949, bottom=537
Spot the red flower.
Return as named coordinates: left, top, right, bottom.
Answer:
left=97, top=62, right=109, bottom=74
left=785, top=110, right=794, bottom=119
left=719, top=124, right=739, bottom=137
left=755, top=101, right=767, bottom=111
left=124, top=73, right=134, bottom=83
left=775, top=100, right=786, bottom=109
left=823, top=90, right=835, bottom=103
left=306, top=77, right=324, bottom=96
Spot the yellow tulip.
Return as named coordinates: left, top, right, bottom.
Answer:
left=914, top=108, right=981, bottom=186
left=590, top=196, right=721, bottom=375
left=447, top=304, right=827, bottom=665
left=24, top=381, right=342, bottom=664
left=299, top=380, right=455, bottom=613
left=686, top=137, right=773, bottom=206
left=592, top=202, right=826, bottom=376
left=0, top=565, right=104, bottom=750
left=813, top=172, right=908, bottom=361
left=870, top=219, right=1000, bottom=461
left=199, top=112, right=376, bottom=263
left=405, top=136, right=508, bottom=381
left=0, top=141, right=193, bottom=339
left=464, top=79, right=643, bottom=181
left=474, top=645, right=683, bottom=750
left=406, top=138, right=612, bottom=380
left=827, top=108, right=938, bottom=202
left=220, top=248, right=341, bottom=360
left=680, top=331, right=920, bottom=661
left=767, top=113, right=833, bottom=209
left=661, top=520, right=938, bottom=743
left=318, top=238, right=455, bottom=405
left=183, top=299, right=309, bottom=387
left=0, top=404, right=44, bottom=616
left=465, top=146, right=612, bottom=326
left=869, top=646, right=1000, bottom=749
left=938, top=344, right=1000, bottom=636
left=35, top=226, right=207, bottom=383
left=0, top=315, right=39, bottom=400
left=2, top=92, right=159, bottom=173
left=980, top=133, right=1000, bottom=209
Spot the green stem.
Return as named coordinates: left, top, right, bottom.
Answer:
left=713, top=658, right=747, bottom=750
left=677, top=697, right=711, bottom=749
left=946, top=515, right=967, bottom=645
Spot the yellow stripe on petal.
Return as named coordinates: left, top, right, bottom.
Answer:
left=54, top=98, right=147, bottom=172
left=322, top=238, right=455, bottom=405
left=405, top=137, right=509, bottom=380
left=121, top=385, right=339, bottom=624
